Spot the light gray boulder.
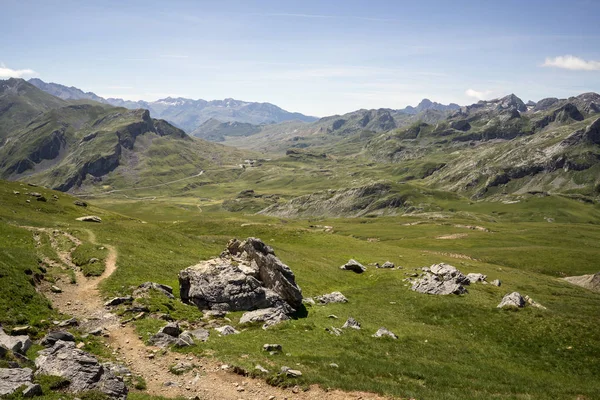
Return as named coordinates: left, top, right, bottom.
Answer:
left=341, top=317, right=361, bottom=330
left=239, top=306, right=291, bottom=329
left=378, top=261, right=395, bottom=269
left=411, top=263, right=468, bottom=295
left=491, top=279, right=502, bottom=287
left=0, top=327, right=32, bottom=354
left=41, top=331, right=75, bottom=347
left=148, top=332, right=178, bottom=348
left=326, top=327, right=343, bottom=336
left=35, top=341, right=127, bottom=399
left=466, top=273, right=487, bottom=283
left=0, top=368, right=34, bottom=396
left=372, top=327, right=398, bottom=339
left=340, top=259, right=366, bottom=273
left=184, top=328, right=209, bottom=342
left=215, top=325, right=239, bottom=336
left=497, top=292, right=526, bottom=308
left=179, top=238, right=302, bottom=322
left=315, top=291, right=348, bottom=304
left=104, top=296, right=133, bottom=307
left=22, top=383, right=42, bottom=398
left=76, top=216, right=101, bottom=223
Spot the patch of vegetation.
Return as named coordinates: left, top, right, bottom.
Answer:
left=72, top=243, right=108, bottom=276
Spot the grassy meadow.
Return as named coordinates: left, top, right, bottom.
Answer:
left=1, top=164, right=600, bottom=399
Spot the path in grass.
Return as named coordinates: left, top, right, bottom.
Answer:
left=28, top=224, right=391, bottom=400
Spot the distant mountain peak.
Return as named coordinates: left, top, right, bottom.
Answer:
left=400, top=99, right=460, bottom=115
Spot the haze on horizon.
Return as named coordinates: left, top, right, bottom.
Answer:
left=2, top=0, right=600, bottom=117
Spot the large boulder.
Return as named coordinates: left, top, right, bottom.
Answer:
left=179, top=238, right=302, bottom=314
left=35, top=341, right=127, bottom=399
left=0, top=368, right=34, bottom=396
left=411, top=263, right=468, bottom=295
left=0, top=327, right=32, bottom=354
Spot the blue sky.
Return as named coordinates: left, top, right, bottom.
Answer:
left=2, top=0, right=600, bottom=116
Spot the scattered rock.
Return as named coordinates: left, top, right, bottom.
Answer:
left=255, top=365, right=269, bottom=374
left=88, top=327, right=105, bottom=336
left=179, top=238, right=303, bottom=317
left=340, top=259, right=366, bottom=273
left=11, top=326, right=31, bottom=335
left=328, top=314, right=338, bottom=319
left=148, top=333, right=178, bottom=348
left=35, top=341, right=127, bottom=399
left=103, top=362, right=131, bottom=377
left=315, top=291, right=348, bottom=304
left=159, top=322, right=182, bottom=337
left=491, top=279, right=502, bottom=287
left=411, top=263, right=468, bottom=295
left=76, top=216, right=102, bottom=223
left=466, top=273, right=487, bottom=283
left=73, top=200, right=88, bottom=207
left=13, top=191, right=20, bottom=195
left=176, top=332, right=195, bottom=347
left=202, top=310, right=228, bottom=319
left=58, top=317, right=78, bottom=327
left=524, top=295, right=547, bottom=310
left=0, top=368, right=34, bottom=396
left=341, top=317, right=361, bottom=330
left=22, top=383, right=42, bottom=398
left=563, top=272, right=600, bottom=293
left=325, top=327, right=343, bottom=336
left=28, top=192, right=42, bottom=198
left=104, top=296, right=133, bottom=307
left=329, top=363, right=339, bottom=368
left=378, top=261, right=395, bottom=269
left=184, top=328, right=209, bottom=342
left=263, top=344, right=282, bottom=352
left=89, top=257, right=99, bottom=263
left=0, top=327, right=32, bottom=354
left=41, top=331, right=75, bottom=347
left=497, top=292, right=526, bottom=308
left=372, top=327, right=398, bottom=339
left=301, top=298, right=316, bottom=306
left=133, top=282, right=175, bottom=299
left=170, top=362, right=194, bottom=375
left=36, top=196, right=47, bottom=202
left=280, top=366, right=302, bottom=377
left=215, top=325, right=239, bottom=336
left=239, top=306, right=291, bottom=329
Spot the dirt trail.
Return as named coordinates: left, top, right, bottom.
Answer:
left=26, top=225, right=391, bottom=400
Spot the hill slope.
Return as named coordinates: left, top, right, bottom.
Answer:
left=0, top=79, right=247, bottom=191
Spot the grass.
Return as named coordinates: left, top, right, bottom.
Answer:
left=1, top=171, right=600, bottom=399
left=71, top=243, right=108, bottom=276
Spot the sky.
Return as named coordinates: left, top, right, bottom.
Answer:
left=2, top=0, right=600, bottom=117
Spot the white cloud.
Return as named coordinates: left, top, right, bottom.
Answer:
left=542, top=55, right=600, bottom=71
left=465, top=88, right=493, bottom=100
left=0, top=63, right=36, bottom=79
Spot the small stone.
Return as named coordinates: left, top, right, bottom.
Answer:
left=215, top=325, right=239, bottom=336
left=263, top=344, right=282, bottom=352
left=329, top=363, right=339, bottom=368
left=491, top=279, right=502, bottom=287
left=327, top=315, right=338, bottom=319
left=372, top=327, right=398, bottom=339
left=340, top=259, right=366, bottom=273
left=50, top=285, right=62, bottom=293
left=497, top=292, right=525, bottom=308
left=255, top=365, right=269, bottom=373
left=342, top=317, right=361, bottom=330
left=378, top=261, right=395, bottom=269
left=76, top=215, right=102, bottom=223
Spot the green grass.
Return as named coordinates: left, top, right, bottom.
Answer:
left=1, top=174, right=600, bottom=399
left=71, top=243, right=108, bottom=276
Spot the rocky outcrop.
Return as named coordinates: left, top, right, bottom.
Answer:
left=411, top=263, right=469, bottom=295
left=584, top=118, right=600, bottom=144
left=134, top=282, right=175, bottom=299
left=35, top=340, right=127, bottom=399
left=563, top=272, right=600, bottom=293
left=0, top=368, right=35, bottom=397
left=179, top=238, right=302, bottom=316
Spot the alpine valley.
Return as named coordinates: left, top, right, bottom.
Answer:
left=1, top=76, right=600, bottom=400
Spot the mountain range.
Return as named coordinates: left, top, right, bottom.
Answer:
left=27, top=78, right=318, bottom=132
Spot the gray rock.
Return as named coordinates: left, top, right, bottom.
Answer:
left=202, top=310, right=228, bottom=319
left=411, top=263, right=468, bottom=295
left=466, top=273, right=487, bottom=283
left=36, top=196, right=47, bottom=202
left=239, top=306, right=291, bottom=329
left=88, top=327, right=105, bottom=336
left=372, top=327, right=398, bottom=339
left=524, top=295, right=547, bottom=309
left=134, top=282, right=174, bottom=299
left=103, top=362, right=131, bottom=377
left=73, top=200, right=88, bottom=207
left=263, top=344, right=282, bottom=352
left=89, top=258, right=99, bottom=264
left=325, top=327, right=343, bottom=336
left=497, top=292, right=526, bottom=308
left=255, top=364, right=269, bottom=373
left=28, top=192, right=42, bottom=198
left=176, top=332, right=195, bottom=347
left=104, top=296, right=133, bottom=307
left=315, top=291, right=348, bottom=304
left=280, top=366, right=302, bottom=377
left=179, top=237, right=302, bottom=314
left=0, top=368, right=34, bottom=396
left=22, top=383, right=42, bottom=398
left=302, top=298, right=316, bottom=306
left=184, top=328, right=209, bottom=342
left=378, top=261, right=395, bottom=269
left=148, top=332, right=178, bottom=348
left=58, top=317, right=78, bottom=327
left=0, top=328, right=32, bottom=354
left=215, top=325, right=239, bottom=336
left=341, top=317, right=361, bottom=330
left=340, top=259, right=366, bottom=273
left=159, top=322, right=181, bottom=337
left=11, top=326, right=31, bottom=335
left=170, top=362, right=193, bottom=375
left=0, top=345, right=7, bottom=357
left=491, top=279, right=502, bottom=287
left=76, top=216, right=102, bottom=223
left=50, top=285, right=63, bottom=293
left=35, top=341, right=127, bottom=399
left=41, top=331, right=75, bottom=347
